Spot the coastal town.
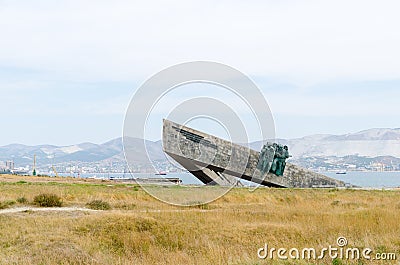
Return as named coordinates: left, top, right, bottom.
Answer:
left=1, top=154, right=399, bottom=177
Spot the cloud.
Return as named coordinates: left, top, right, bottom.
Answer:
left=0, top=0, right=399, bottom=83
left=1, top=0, right=400, bottom=144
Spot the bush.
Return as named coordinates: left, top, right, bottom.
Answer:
left=0, top=200, right=16, bottom=209
left=86, top=200, right=111, bottom=210
left=33, top=193, right=62, bottom=207
left=16, top=197, right=28, bottom=204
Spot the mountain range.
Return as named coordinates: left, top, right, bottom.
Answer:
left=0, top=138, right=163, bottom=166
left=250, top=128, right=400, bottom=158
left=1, top=128, right=400, bottom=167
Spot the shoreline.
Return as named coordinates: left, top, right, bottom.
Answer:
left=0, top=174, right=399, bottom=190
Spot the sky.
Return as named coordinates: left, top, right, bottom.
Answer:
left=1, top=0, right=400, bottom=146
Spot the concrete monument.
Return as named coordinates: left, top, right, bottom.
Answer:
left=162, top=119, right=348, bottom=188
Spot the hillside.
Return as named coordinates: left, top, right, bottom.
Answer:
left=1, top=129, right=400, bottom=170
left=250, top=128, right=400, bottom=158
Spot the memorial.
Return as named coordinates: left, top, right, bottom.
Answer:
left=162, top=119, right=348, bottom=188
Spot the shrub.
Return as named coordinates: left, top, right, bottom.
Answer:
left=86, top=200, right=111, bottom=210
left=0, top=200, right=16, bottom=209
left=33, top=193, right=62, bottom=207
left=16, top=197, right=28, bottom=204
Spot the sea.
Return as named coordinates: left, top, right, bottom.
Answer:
left=324, top=171, right=400, bottom=188
left=60, top=171, right=400, bottom=188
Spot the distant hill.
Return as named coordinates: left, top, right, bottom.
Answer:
left=250, top=128, right=400, bottom=158
left=1, top=128, right=400, bottom=167
left=0, top=137, right=163, bottom=166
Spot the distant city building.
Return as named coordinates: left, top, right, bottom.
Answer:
left=5, top=161, right=14, bottom=170
left=0, top=161, right=11, bottom=174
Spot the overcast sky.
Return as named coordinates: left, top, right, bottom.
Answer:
left=1, top=0, right=400, bottom=146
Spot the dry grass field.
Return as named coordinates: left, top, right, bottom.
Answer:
left=0, top=174, right=399, bottom=264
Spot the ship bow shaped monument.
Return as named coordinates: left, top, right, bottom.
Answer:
left=162, top=119, right=347, bottom=188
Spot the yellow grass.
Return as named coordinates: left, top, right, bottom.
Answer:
left=0, top=174, right=399, bottom=264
